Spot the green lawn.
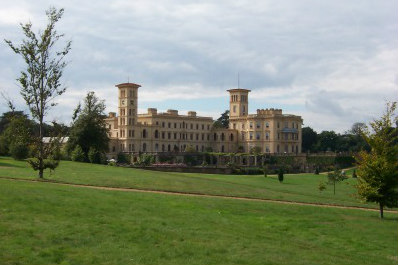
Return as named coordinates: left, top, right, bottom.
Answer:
left=0, top=179, right=397, bottom=265
left=0, top=157, right=382, bottom=209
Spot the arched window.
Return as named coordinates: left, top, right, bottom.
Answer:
left=154, top=130, right=159, bottom=138
left=230, top=133, right=234, bottom=141
left=155, top=143, right=159, bottom=151
left=221, top=133, right=225, bottom=141
left=143, top=143, right=147, bottom=152
left=214, top=133, right=217, bottom=141
left=168, top=144, right=171, bottom=152
left=162, top=144, right=165, bottom=152
left=143, top=129, right=147, bottom=138
left=221, top=145, right=225, bottom=152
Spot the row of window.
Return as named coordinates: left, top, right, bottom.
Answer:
left=118, top=129, right=236, bottom=142
left=116, top=142, right=299, bottom=154
left=120, top=89, right=135, bottom=98
left=232, top=105, right=246, bottom=114
left=241, top=132, right=299, bottom=141
left=277, top=144, right=300, bottom=153
left=235, top=121, right=300, bottom=130
left=119, top=118, right=135, bottom=126
left=230, top=95, right=247, bottom=102
left=116, top=143, right=227, bottom=153
left=154, top=121, right=211, bottom=131
left=120, top=108, right=135, bottom=117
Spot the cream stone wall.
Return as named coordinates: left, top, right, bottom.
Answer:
left=105, top=83, right=302, bottom=157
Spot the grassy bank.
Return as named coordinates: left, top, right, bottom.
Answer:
left=0, top=156, right=385, bottom=209
left=0, top=179, right=397, bottom=265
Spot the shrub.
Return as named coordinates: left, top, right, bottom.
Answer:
left=71, top=145, right=85, bottom=162
left=135, top=153, right=154, bottom=166
left=315, top=167, right=320, bottom=175
left=117, top=152, right=130, bottom=164
left=318, top=181, right=327, bottom=192
left=9, top=143, right=29, bottom=160
left=352, top=169, right=357, bottom=178
left=278, top=168, right=284, bottom=183
left=88, top=147, right=101, bottom=164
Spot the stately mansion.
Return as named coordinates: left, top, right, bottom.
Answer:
left=105, top=82, right=303, bottom=156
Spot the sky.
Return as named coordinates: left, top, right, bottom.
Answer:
left=0, top=0, right=397, bottom=133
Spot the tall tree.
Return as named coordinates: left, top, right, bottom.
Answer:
left=67, top=92, right=109, bottom=162
left=5, top=7, right=71, bottom=178
left=317, top=130, right=338, bottom=152
left=302, top=126, right=318, bottom=152
left=213, top=110, right=230, bottom=128
left=356, top=102, right=398, bottom=218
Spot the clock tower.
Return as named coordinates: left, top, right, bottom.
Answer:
left=116, top=82, right=141, bottom=139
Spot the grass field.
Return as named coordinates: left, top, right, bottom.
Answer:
left=0, top=178, right=397, bottom=265
left=0, top=157, right=385, bottom=209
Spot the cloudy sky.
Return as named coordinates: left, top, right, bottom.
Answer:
left=0, top=0, right=397, bottom=133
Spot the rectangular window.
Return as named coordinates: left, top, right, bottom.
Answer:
left=250, top=132, right=253, bottom=140
left=250, top=122, right=253, bottom=129
left=256, top=133, right=260, bottom=140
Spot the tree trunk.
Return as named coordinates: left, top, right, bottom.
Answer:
left=379, top=203, right=384, bottom=219
left=38, top=116, right=44, bottom=178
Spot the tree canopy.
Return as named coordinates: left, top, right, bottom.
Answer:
left=67, top=92, right=109, bottom=163
left=356, top=102, right=398, bottom=218
left=213, top=110, right=230, bottom=128
left=5, top=7, right=71, bottom=177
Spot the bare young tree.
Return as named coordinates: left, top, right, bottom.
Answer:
left=5, top=7, right=71, bottom=178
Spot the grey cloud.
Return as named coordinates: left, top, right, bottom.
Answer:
left=0, top=0, right=397, bottom=132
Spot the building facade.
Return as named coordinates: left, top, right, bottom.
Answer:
left=105, top=82, right=302, bottom=157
